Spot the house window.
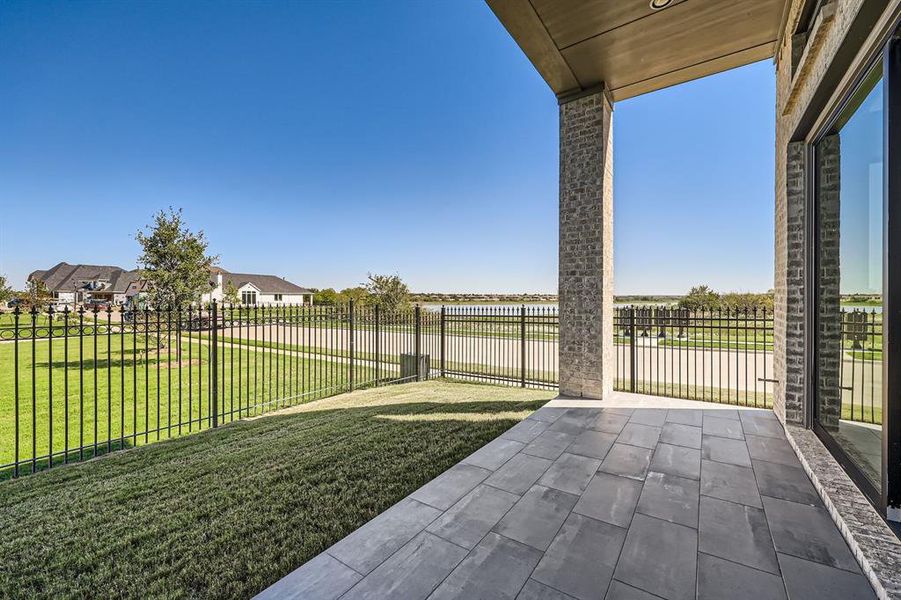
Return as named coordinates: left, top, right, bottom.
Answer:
left=274, top=294, right=283, bottom=302
left=241, top=291, right=257, bottom=305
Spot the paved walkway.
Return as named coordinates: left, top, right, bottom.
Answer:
left=257, top=392, right=876, bottom=600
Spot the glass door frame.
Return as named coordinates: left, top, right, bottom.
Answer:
left=884, top=35, right=901, bottom=520
left=809, top=33, right=901, bottom=519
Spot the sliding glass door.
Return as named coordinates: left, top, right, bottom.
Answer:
left=814, top=64, right=884, bottom=498
left=814, top=36, right=901, bottom=517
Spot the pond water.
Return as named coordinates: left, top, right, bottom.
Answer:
left=420, top=302, right=883, bottom=313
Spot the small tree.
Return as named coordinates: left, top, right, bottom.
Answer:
left=338, top=286, right=371, bottom=306
left=678, top=285, right=721, bottom=311
left=135, top=208, right=218, bottom=308
left=0, top=275, right=13, bottom=306
left=364, top=273, right=411, bottom=313
left=313, top=288, right=339, bottom=306
left=223, top=280, right=239, bottom=305
left=24, top=279, right=51, bottom=311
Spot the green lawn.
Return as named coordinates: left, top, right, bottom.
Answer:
left=0, top=380, right=553, bottom=599
left=0, top=312, right=71, bottom=339
left=0, top=313, right=55, bottom=327
left=0, top=333, right=370, bottom=473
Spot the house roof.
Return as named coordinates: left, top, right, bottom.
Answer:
left=486, top=0, right=791, bottom=101
left=125, top=279, right=150, bottom=297
left=29, top=262, right=140, bottom=294
left=220, top=272, right=312, bottom=295
left=31, top=262, right=313, bottom=296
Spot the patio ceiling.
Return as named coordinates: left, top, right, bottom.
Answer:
left=486, top=0, right=792, bottom=101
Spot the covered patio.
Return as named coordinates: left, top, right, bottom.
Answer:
left=259, top=391, right=873, bottom=599
left=263, top=0, right=901, bottom=597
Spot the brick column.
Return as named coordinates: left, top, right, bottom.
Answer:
left=774, top=141, right=808, bottom=425
left=558, top=89, right=614, bottom=399
left=817, top=134, right=842, bottom=431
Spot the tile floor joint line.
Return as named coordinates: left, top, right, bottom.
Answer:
left=525, top=576, right=580, bottom=600
left=425, top=494, right=537, bottom=598
left=335, top=498, right=446, bottom=580
left=324, top=551, right=366, bottom=577
left=426, top=528, right=476, bottom=554
left=697, top=550, right=787, bottom=579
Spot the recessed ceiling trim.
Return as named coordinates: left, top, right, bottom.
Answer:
left=610, top=41, right=776, bottom=101
left=545, top=0, right=691, bottom=52
left=486, top=0, right=581, bottom=95
left=487, top=0, right=791, bottom=100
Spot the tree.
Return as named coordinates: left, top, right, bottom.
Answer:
left=0, top=275, right=13, bottom=306
left=338, top=286, right=371, bottom=306
left=24, top=279, right=51, bottom=311
left=678, top=285, right=721, bottom=311
left=313, top=288, right=339, bottom=306
left=720, top=292, right=774, bottom=311
left=364, top=273, right=411, bottom=312
left=223, top=280, right=239, bottom=305
left=135, top=208, right=218, bottom=308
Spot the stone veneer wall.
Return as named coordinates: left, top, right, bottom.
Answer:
left=774, top=141, right=809, bottom=425
left=773, top=0, right=866, bottom=425
left=558, top=89, right=613, bottom=399
left=816, top=134, right=843, bottom=431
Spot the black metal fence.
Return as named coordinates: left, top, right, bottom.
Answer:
left=839, top=309, right=882, bottom=424
left=429, top=306, right=776, bottom=407
left=0, top=302, right=422, bottom=477
left=0, top=302, right=882, bottom=477
left=424, top=305, right=558, bottom=389
left=426, top=306, right=880, bottom=426
left=613, top=307, right=774, bottom=407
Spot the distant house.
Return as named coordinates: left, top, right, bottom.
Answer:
left=29, top=262, right=141, bottom=305
left=202, top=268, right=313, bottom=306
left=30, top=263, right=314, bottom=307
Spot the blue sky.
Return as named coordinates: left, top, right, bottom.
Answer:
left=0, top=1, right=775, bottom=295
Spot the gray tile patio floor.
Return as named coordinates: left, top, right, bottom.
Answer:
left=256, top=392, right=877, bottom=600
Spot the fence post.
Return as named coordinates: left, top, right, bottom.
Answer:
left=374, top=304, right=380, bottom=385
left=440, top=305, right=446, bottom=377
left=13, top=307, right=19, bottom=477
left=415, top=305, right=422, bottom=381
left=348, top=300, right=355, bottom=391
left=211, top=300, right=218, bottom=428
left=520, top=305, right=527, bottom=387
left=629, top=306, right=637, bottom=393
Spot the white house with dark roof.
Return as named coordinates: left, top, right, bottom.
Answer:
left=30, top=263, right=313, bottom=306
left=28, top=262, right=142, bottom=305
left=201, top=268, right=313, bottom=306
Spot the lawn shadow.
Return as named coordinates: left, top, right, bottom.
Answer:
left=34, top=347, right=206, bottom=370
